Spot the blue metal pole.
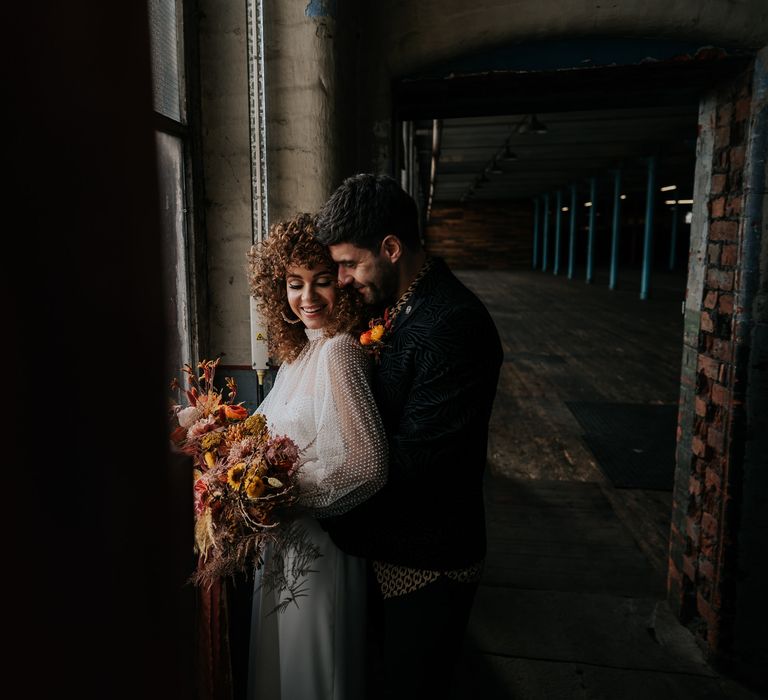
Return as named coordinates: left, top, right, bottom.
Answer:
left=640, top=156, right=657, bottom=300
left=609, top=169, right=622, bottom=290
left=542, top=193, right=550, bottom=271
left=567, top=185, right=577, bottom=279
left=586, top=178, right=596, bottom=283
left=532, top=197, right=540, bottom=269
left=668, top=205, right=679, bottom=271
left=553, top=190, right=562, bottom=275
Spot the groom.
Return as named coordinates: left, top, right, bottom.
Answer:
left=315, top=173, right=503, bottom=699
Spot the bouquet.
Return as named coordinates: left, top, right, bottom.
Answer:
left=170, top=358, right=320, bottom=611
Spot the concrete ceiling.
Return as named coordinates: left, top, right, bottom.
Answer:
left=416, top=103, right=699, bottom=206
left=399, top=47, right=752, bottom=212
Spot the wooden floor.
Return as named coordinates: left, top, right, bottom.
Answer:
left=448, top=268, right=763, bottom=700
left=459, top=267, right=684, bottom=576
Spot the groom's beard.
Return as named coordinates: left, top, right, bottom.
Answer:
left=356, top=260, right=399, bottom=307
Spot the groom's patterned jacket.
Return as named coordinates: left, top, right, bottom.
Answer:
left=324, top=257, right=503, bottom=571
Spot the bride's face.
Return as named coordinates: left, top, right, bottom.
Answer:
left=285, top=264, right=337, bottom=329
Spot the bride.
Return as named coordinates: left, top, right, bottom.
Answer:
left=245, top=213, right=387, bottom=700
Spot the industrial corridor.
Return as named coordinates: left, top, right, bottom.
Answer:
left=448, top=269, right=761, bottom=699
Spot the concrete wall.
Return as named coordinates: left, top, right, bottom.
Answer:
left=199, top=0, right=361, bottom=366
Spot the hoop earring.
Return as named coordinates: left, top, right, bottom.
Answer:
left=281, top=310, right=302, bottom=325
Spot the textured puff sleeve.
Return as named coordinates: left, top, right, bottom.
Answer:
left=299, top=334, right=388, bottom=517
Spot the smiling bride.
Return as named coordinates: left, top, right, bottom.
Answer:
left=245, top=213, right=388, bottom=700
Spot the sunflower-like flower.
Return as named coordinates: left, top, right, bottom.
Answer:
left=227, top=462, right=247, bottom=490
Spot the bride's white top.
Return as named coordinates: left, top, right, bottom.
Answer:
left=257, top=328, right=388, bottom=516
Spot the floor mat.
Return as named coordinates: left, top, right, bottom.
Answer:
left=565, top=401, right=678, bottom=490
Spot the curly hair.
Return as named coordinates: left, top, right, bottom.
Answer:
left=247, top=213, right=367, bottom=363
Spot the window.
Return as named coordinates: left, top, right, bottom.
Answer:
left=148, top=0, right=200, bottom=380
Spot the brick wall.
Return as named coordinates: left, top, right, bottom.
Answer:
left=668, top=65, right=755, bottom=659
left=425, top=201, right=533, bottom=269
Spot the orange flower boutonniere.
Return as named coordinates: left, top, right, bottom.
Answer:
left=360, top=308, right=392, bottom=359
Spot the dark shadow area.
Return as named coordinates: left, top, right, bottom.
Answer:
left=566, top=401, right=678, bottom=490
left=448, top=475, right=762, bottom=700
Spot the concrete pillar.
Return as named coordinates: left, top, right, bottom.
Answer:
left=264, top=0, right=343, bottom=220
left=199, top=0, right=254, bottom=363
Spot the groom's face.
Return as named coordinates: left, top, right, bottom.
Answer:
left=329, top=242, right=398, bottom=306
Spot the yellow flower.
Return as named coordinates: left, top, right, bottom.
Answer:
left=370, top=324, right=385, bottom=342
left=243, top=413, right=268, bottom=437
left=245, top=474, right=266, bottom=499
left=204, top=451, right=216, bottom=469
left=227, top=462, right=246, bottom=489
left=201, top=432, right=223, bottom=451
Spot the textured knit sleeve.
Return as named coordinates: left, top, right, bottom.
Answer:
left=297, top=334, right=388, bottom=516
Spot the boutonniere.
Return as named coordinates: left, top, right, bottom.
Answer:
left=359, top=308, right=392, bottom=360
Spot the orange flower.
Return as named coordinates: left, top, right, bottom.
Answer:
left=223, top=404, right=248, bottom=421
left=360, top=330, right=373, bottom=345
left=370, top=324, right=385, bottom=342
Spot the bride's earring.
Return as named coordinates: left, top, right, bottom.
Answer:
left=281, top=309, right=302, bottom=325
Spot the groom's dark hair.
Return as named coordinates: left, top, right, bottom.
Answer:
left=315, top=173, right=422, bottom=252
